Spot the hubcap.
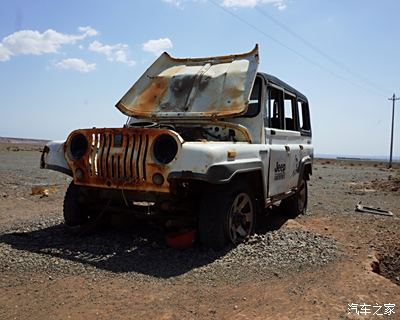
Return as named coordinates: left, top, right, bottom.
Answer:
left=228, top=193, right=254, bottom=243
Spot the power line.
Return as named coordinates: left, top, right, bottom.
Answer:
left=208, top=0, right=387, bottom=97
left=254, top=6, right=390, bottom=96
left=388, top=93, right=399, bottom=168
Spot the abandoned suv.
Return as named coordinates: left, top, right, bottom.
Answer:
left=41, top=45, right=313, bottom=249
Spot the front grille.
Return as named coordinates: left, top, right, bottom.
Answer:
left=66, top=127, right=177, bottom=193
left=87, top=130, right=149, bottom=182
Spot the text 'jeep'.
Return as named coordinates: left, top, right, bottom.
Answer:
left=41, top=45, right=313, bottom=249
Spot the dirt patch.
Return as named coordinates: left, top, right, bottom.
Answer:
left=380, top=249, right=400, bottom=286
left=372, top=242, right=400, bottom=286
left=347, top=174, right=400, bottom=195
left=370, top=176, right=400, bottom=192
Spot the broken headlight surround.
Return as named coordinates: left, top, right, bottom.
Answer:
left=68, top=133, right=88, bottom=160
left=153, top=134, right=178, bottom=164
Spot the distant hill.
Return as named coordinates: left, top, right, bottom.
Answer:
left=316, top=153, right=400, bottom=162
left=0, top=137, right=49, bottom=145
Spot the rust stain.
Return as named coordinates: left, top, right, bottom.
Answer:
left=227, top=149, right=237, bottom=160
left=65, top=128, right=180, bottom=193
left=226, top=100, right=244, bottom=113
left=224, top=86, right=244, bottom=100
left=135, top=76, right=169, bottom=114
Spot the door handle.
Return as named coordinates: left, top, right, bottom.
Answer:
left=285, top=145, right=290, bottom=152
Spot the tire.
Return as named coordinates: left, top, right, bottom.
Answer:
left=198, top=182, right=256, bottom=250
left=280, top=178, right=308, bottom=217
left=63, top=182, right=105, bottom=234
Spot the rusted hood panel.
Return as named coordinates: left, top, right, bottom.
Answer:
left=116, top=45, right=259, bottom=119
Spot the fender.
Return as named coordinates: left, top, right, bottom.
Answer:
left=168, top=160, right=264, bottom=184
left=40, top=141, right=72, bottom=176
left=297, top=155, right=312, bottom=187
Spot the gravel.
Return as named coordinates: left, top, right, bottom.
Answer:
left=0, top=147, right=341, bottom=286
left=0, top=217, right=339, bottom=284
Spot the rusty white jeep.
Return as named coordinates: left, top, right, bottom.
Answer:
left=41, top=45, right=313, bottom=249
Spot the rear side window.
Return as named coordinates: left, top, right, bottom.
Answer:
left=297, top=100, right=311, bottom=134
left=266, top=84, right=310, bottom=135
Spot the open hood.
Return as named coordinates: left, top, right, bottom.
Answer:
left=116, top=45, right=259, bottom=119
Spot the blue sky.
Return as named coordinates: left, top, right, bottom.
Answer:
left=0, top=0, right=399, bottom=158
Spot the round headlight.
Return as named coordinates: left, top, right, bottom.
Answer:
left=153, top=134, right=178, bottom=164
left=69, top=133, right=88, bottom=160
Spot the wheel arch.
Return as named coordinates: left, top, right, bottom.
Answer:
left=297, top=155, right=313, bottom=187
left=229, top=170, right=265, bottom=206
left=168, top=161, right=266, bottom=206
left=168, top=160, right=265, bottom=184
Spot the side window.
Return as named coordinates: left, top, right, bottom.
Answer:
left=284, top=92, right=297, bottom=131
left=297, top=100, right=311, bottom=133
left=267, top=86, right=284, bottom=129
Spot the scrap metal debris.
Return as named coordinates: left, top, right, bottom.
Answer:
left=31, top=185, right=57, bottom=198
left=355, top=202, right=393, bottom=217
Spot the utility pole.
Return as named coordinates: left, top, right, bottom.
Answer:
left=388, top=93, right=400, bottom=168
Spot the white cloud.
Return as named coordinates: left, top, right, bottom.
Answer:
left=0, top=26, right=98, bottom=61
left=222, top=0, right=257, bottom=7
left=142, top=38, right=173, bottom=56
left=221, top=0, right=286, bottom=10
left=54, top=58, right=96, bottom=73
left=162, top=0, right=183, bottom=6
left=161, top=0, right=286, bottom=10
left=88, top=40, right=135, bottom=66
left=270, top=0, right=286, bottom=10
left=0, top=44, right=12, bottom=61
left=78, top=26, right=98, bottom=37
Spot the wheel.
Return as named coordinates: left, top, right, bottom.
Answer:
left=63, top=182, right=105, bottom=234
left=198, top=183, right=256, bottom=250
left=280, top=178, right=308, bottom=217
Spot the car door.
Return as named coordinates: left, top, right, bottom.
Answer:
left=265, top=85, right=291, bottom=197
left=283, top=91, right=302, bottom=190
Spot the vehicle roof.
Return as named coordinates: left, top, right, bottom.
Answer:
left=259, top=73, right=308, bottom=102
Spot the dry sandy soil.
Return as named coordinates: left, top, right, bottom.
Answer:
left=0, top=142, right=399, bottom=320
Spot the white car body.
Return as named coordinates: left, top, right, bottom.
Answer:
left=41, top=45, right=313, bottom=247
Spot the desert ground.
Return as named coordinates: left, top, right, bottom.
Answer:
left=0, top=141, right=399, bottom=320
